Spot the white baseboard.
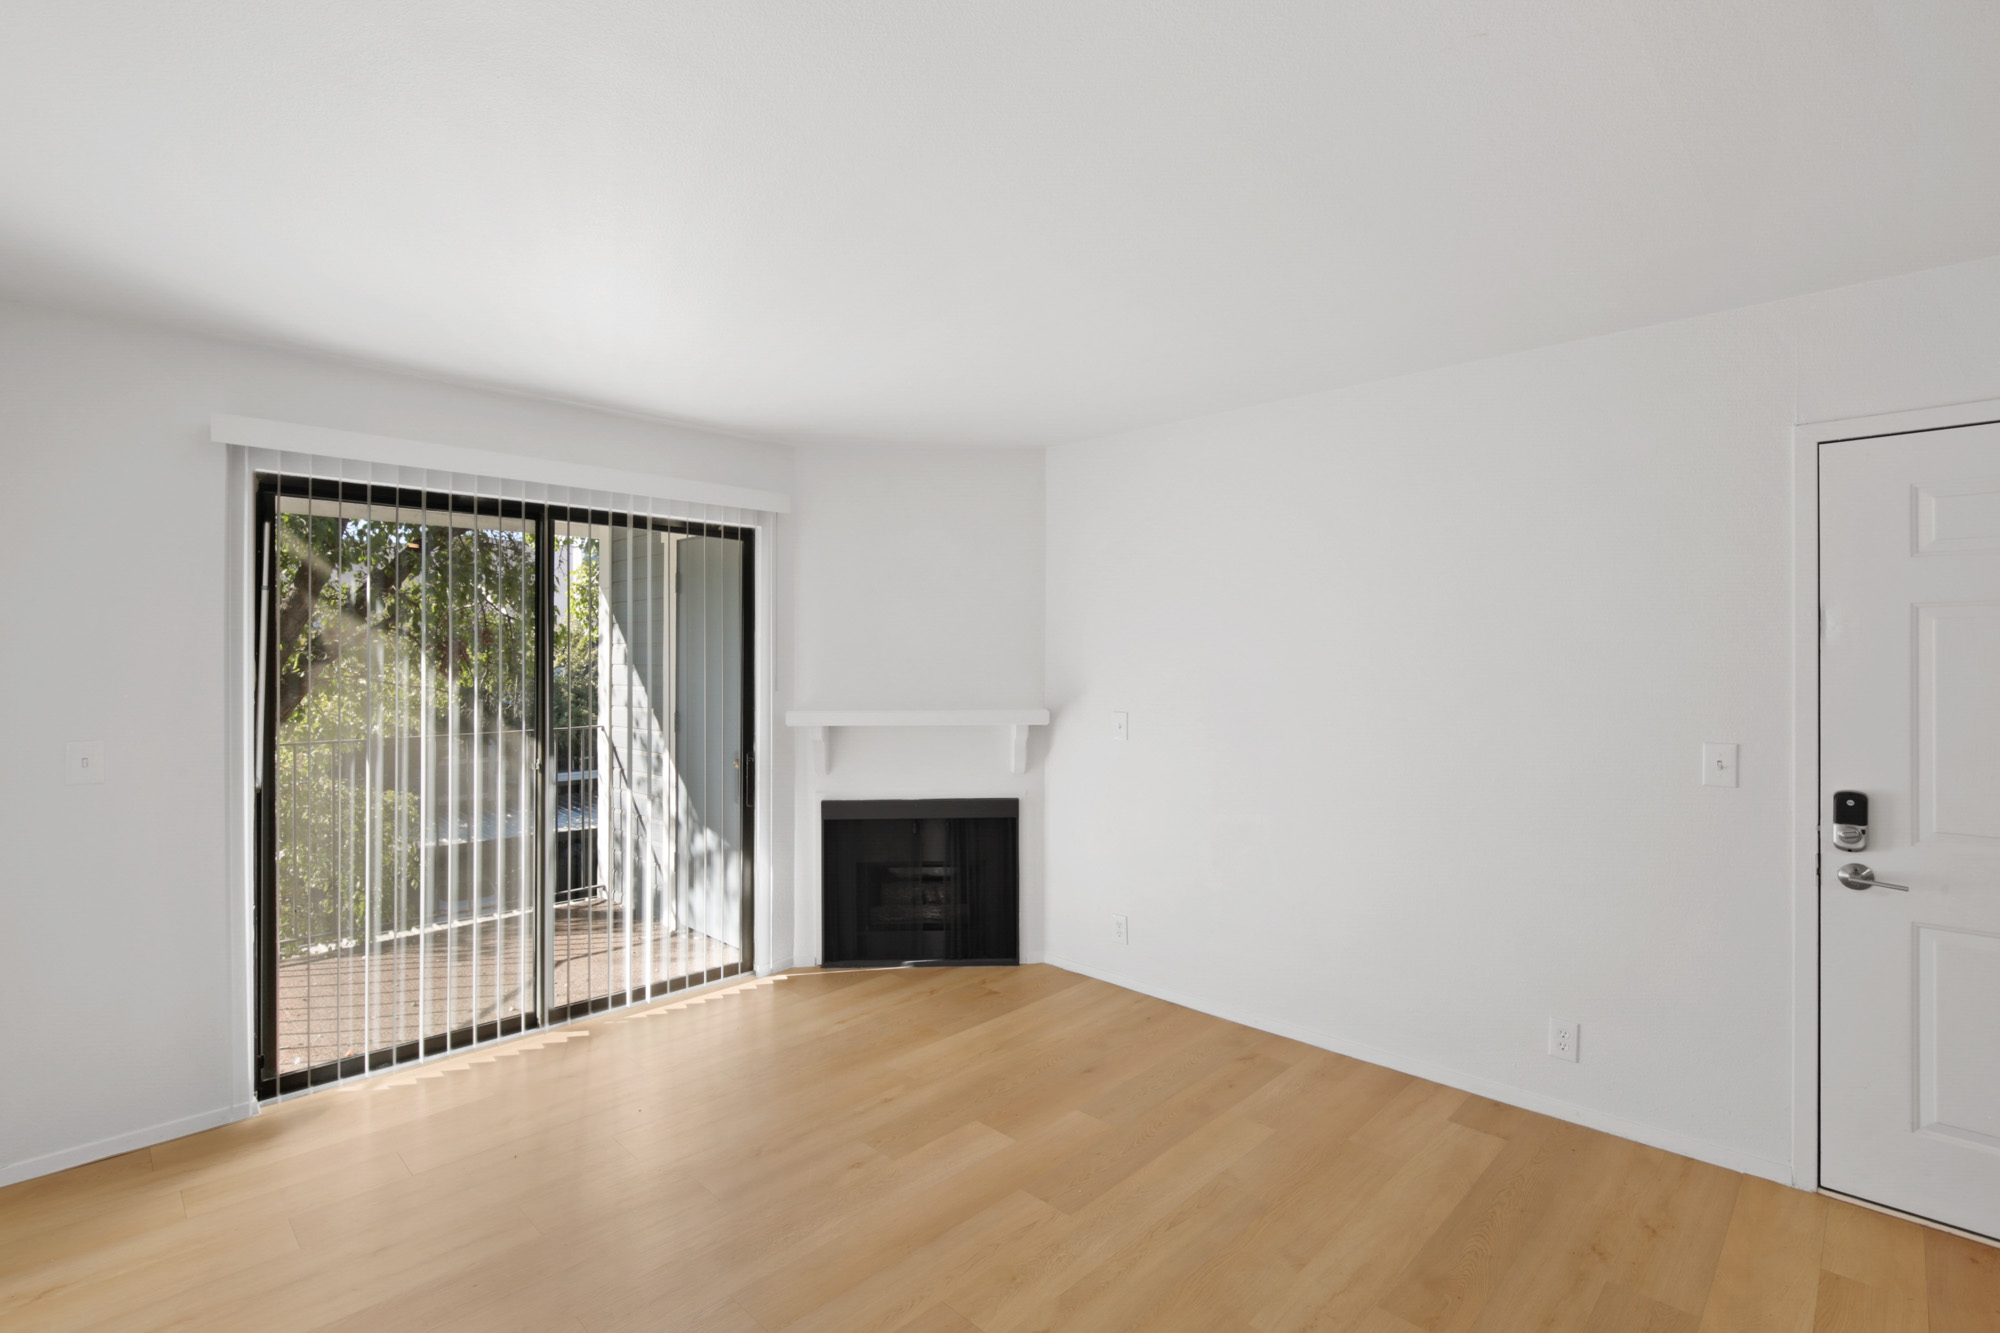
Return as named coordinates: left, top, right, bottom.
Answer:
left=3, top=963, right=1791, bottom=1192
left=0, top=1102, right=257, bottom=1189
left=1043, top=953, right=1794, bottom=1187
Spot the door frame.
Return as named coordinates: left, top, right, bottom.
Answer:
left=221, top=421, right=787, bottom=1116
left=248, top=480, right=766, bottom=1096
left=1790, top=395, right=2000, bottom=1193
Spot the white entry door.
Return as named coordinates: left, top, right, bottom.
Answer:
left=1821, top=421, right=2000, bottom=1239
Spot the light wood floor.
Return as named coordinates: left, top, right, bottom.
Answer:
left=3, top=966, right=1995, bottom=1332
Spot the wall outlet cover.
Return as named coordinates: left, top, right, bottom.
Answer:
left=65, top=740, right=104, bottom=786
left=1701, top=742, right=1739, bottom=788
left=1548, top=1018, right=1580, bottom=1063
left=1111, top=913, right=1129, bottom=944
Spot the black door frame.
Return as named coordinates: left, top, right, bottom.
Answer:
left=254, top=476, right=756, bottom=1099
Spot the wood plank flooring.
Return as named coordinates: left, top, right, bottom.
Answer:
left=2, top=965, right=1994, bottom=1331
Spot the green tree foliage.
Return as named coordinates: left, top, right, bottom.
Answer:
left=275, top=513, right=539, bottom=733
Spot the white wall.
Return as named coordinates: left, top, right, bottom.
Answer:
left=1043, top=253, right=2000, bottom=1182
left=15, top=243, right=1996, bottom=1191
left=788, top=445, right=1046, bottom=964
left=0, top=298, right=793, bottom=1184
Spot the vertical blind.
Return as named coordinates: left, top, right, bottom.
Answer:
left=257, top=463, right=755, bottom=1097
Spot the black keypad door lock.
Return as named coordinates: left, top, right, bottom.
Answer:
left=1833, top=790, right=1868, bottom=852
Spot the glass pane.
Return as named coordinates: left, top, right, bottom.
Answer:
left=547, top=518, right=746, bottom=1014
left=272, top=496, right=538, bottom=1082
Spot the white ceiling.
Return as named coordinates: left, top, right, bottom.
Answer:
left=0, top=2, right=1995, bottom=447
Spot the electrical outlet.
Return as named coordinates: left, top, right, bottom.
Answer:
left=1111, top=914, right=1129, bottom=944
left=1548, top=1018, right=1580, bottom=1063
left=1701, top=742, right=1739, bottom=788
left=65, top=741, right=104, bottom=786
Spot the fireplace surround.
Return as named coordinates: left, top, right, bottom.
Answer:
left=821, top=798, right=1019, bottom=966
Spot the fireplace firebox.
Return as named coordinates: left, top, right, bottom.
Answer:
left=821, top=799, right=1019, bottom=966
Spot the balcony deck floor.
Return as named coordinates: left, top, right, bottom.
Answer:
left=276, top=904, right=741, bottom=1074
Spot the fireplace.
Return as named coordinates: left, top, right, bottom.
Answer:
left=821, top=799, right=1019, bottom=966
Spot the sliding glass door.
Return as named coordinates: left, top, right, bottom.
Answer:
left=256, top=478, right=753, bottom=1098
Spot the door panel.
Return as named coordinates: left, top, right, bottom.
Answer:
left=1821, top=421, right=2000, bottom=1239
left=541, top=514, right=751, bottom=1021
left=262, top=486, right=541, bottom=1094
left=1916, top=604, right=2000, bottom=843
left=1917, top=925, right=2000, bottom=1149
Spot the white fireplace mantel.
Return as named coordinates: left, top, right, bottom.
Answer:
left=784, top=709, right=1051, bottom=775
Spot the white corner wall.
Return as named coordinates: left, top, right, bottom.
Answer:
left=1043, top=252, right=2000, bottom=1183
left=788, top=445, right=1046, bottom=964
left=0, top=299, right=794, bottom=1185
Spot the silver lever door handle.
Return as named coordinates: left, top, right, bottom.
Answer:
left=1837, top=862, right=1910, bottom=892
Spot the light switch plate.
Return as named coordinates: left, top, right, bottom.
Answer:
left=1701, top=742, right=1739, bottom=787
left=1111, top=711, right=1129, bottom=742
left=65, top=740, right=104, bottom=786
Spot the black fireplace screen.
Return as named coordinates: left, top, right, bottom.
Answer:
left=821, top=799, right=1019, bottom=966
